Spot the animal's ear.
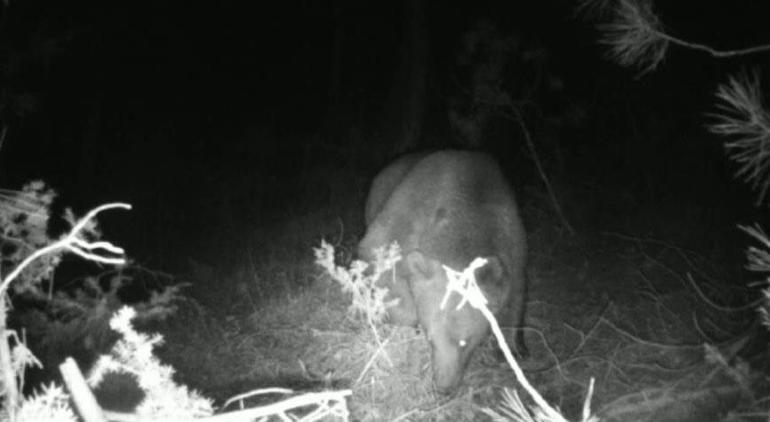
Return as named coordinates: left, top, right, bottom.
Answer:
left=475, top=256, right=504, bottom=287
left=475, top=256, right=509, bottom=311
left=406, top=250, right=434, bottom=279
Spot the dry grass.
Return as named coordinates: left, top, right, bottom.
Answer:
left=520, top=226, right=768, bottom=421
left=159, top=192, right=770, bottom=421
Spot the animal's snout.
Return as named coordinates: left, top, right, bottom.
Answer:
left=431, top=357, right=464, bottom=396
left=433, top=371, right=461, bottom=396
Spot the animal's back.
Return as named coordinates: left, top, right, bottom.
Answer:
left=361, top=150, right=526, bottom=272
left=364, top=152, right=427, bottom=226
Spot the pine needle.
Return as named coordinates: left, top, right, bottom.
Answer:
left=707, top=71, right=770, bottom=205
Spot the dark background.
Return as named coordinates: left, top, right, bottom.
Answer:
left=5, top=1, right=770, bottom=415
left=1, top=0, right=768, bottom=280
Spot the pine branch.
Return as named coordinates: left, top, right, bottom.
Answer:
left=588, top=0, right=770, bottom=76
left=598, top=0, right=668, bottom=75
left=707, top=71, right=770, bottom=205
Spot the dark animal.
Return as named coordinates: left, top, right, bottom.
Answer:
left=358, top=150, right=527, bottom=394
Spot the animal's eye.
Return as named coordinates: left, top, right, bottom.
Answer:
left=459, top=339, right=467, bottom=348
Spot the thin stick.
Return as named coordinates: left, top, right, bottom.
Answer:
left=355, top=334, right=393, bottom=385
left=505, top=104, right=575, bottom=235
left=0, top=125, right=7, bottom=152
left=0, top=203, right=131, bottom=294
left=686, top=273, right=762, bottom=312
left=59, top=357, right=107, bottom=422
left=0, top=298, right=17, bottom=422
left=600, top=384, right=744, bottom=420
left=656, top=30, right=770, bottom=58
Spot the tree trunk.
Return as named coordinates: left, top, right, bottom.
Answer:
left=388, top=0, right=429, bottom=154
left=328, top=1, right=344, bottom=116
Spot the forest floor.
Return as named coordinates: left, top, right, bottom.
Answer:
left=144, top=174, right=770, bottom=421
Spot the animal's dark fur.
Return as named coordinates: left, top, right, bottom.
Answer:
left=358, top=150, right=527, bottom=393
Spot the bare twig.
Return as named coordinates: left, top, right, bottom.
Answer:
left=516, top=326, right=568, bottom=378
left=0, top=203, right=131, bottom=294
left=0, top=299, right=18, bottom=421
left=503, top=102, right=575, bottom=235
left=442, top=259, right=589, bottom=421
left=108, top=389, right=354, bottom=422
left=222, top=388, right=292, bottom=410
left=599, top=316, right=702, bottom=350
left=600, top=384, right=745, bottom=420
left=0, top=202, right=129, bottom=421
left=692, top=313, right=718, bottom=344
left=59, top=358, right=106, bottom=422
left=355, top=333, right=393, bottom=385
left=0, top=125, right=7, bottom=152
left=563, top=301, right=612, bottom=361
left=207, top=390, right=352, bottom=422
left=582, top=378, right=596, bottom=422
left=686, top=273, right=761, bottom=312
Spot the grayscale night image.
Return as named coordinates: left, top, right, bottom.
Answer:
left=0, top=1, right=768, bottom=421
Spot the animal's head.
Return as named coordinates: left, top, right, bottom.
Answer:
left=405, top=250, right=508, bottom=394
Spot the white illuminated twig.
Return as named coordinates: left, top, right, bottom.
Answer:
left=442, top=258, right=598, bottom=422
left=0, top=202, right=132, bottom=294
left=440, top=257, right=489, bottom=311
